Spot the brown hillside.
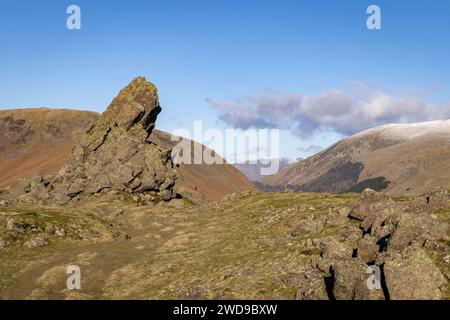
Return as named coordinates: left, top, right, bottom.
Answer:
left=0, top=108, right=98, bottom=188
left=151, top=129, right=256, bottom=202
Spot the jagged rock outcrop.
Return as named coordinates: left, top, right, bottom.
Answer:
left=11, top=77, right=177, bottom=205
left=298, top=188, right=449, bottom=300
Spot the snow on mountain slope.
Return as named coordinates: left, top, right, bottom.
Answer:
left=353, top=119, right=450, bottom=140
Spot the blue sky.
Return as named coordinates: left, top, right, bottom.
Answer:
left=1, top=0, right=450, bottom=161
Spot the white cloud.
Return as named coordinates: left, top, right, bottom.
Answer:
left=206, top=83, right=450, bottom=137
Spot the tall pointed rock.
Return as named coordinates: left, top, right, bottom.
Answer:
left=14, top=77, right=177, bottom=205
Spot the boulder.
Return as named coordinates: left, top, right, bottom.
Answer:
left=290, top=218, right=324, bottom=238
left=384, top=248, right=446, bottom=300
left=388, top=212, right=448, bottom=252
left=318, top=237, right=353, bottom=260
left=359, top=204, right=398, bottom=238
left=304, top=189, right=449, bottom=300
left=333, top=257, right=370, bottom=300
left=349, top=188, right=394, bottom=221
left=296, top=268, right=329, bottom=300
left=407, top=188, right=450, bottom=214
left=325, top=207, right=349, bottom=226
left=357, top=234, right=379, bottom=263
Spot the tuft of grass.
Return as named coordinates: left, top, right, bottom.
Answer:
left=433, top=207, right=450, bottom=225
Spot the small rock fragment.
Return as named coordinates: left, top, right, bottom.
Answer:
left=24, top=237, right=48, bottom=249
left=0, top=238, right=7, bottom=249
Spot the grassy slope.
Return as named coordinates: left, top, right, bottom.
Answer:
left=0, top=191, right=448, bottom=300
left=0, top=192, right=353, bottom=299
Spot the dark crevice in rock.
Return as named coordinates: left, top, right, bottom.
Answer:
left=86, top=124, right=95, bottom=134
left=376, top=234, right=390, bottom=252
left=119, top=149, right=139, bottom=164
left=379, top=264, right=390, bottom=300
left=67, top=190, right=82, bottom=198
left=93, top=128, right=111, bottom=152
left=324, top=267, right=336, bottom=300
left=144, top=106, right=161, bottom=132
left=352, top=248, right=358, bottom=258
left=128, top=110, right=145, bottom=131
left=92, top=187, right=111, bottom=195
left=362, top=225, right=372, bottom=236
left=144, top=106, right=161, bottom=142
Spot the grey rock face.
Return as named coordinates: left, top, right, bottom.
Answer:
left=318, top=237, right=353, bottom=260
left=291, top=217, right=324, bottom=238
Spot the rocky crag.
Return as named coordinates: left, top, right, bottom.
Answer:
left=10, top=77, right=177, bottom=205
left=297, top=188, right=449, bottom=300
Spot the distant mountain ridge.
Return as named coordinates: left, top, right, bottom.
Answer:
left=233, top=158, right=296, bottom=182
left=260, top=119, right=450, bottom=194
